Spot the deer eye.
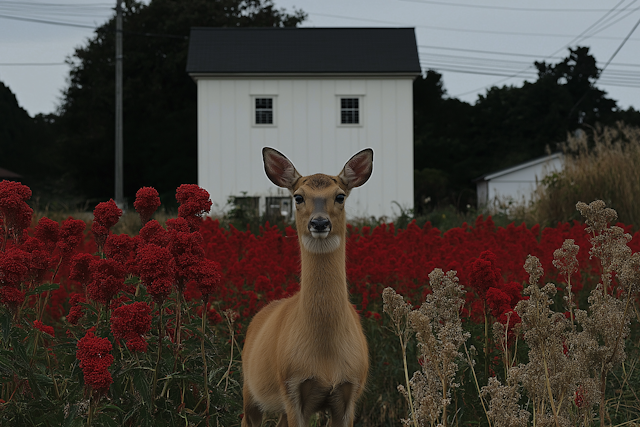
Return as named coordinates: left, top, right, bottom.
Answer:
left=335, top=194, right=345, bottom=204
left=294, top=195, right=304, bottom=204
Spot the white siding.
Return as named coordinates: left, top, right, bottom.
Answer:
left=479, top=154, right=564, bottom=210
left=196, top=77, right=415, bottom=219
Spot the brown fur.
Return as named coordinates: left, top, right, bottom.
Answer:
left=241, top=148, right=373, bottom=427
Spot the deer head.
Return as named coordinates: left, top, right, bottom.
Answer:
left=263, top=147, right=373, bottom=254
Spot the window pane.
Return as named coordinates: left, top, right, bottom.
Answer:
left=340, top=98, right=359, bottom=124
left=255, top=98, right=273, bottom=124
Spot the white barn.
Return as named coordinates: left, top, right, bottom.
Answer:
left=475, top=152, right=564, bottom=210
left=186, top=27, right=420, bottom=219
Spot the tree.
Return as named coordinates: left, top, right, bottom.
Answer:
left=55, top=0, right=305, bottom=203
left=412, top=47, right=640, bottom=211
left=0, top=82, right=57, bottom=190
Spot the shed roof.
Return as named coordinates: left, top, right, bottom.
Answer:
left=186, top=27, right=421, bottom=76
left=0, top=167, right=21, bottom=179
left=474, top=152, right=564, bottom=182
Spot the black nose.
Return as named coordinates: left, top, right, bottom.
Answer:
left=310, top=218, right=330, bottom=232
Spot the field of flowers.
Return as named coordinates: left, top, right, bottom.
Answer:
left=1, top=179, right=639, bottom=426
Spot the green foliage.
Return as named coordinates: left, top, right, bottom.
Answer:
left=413, top=47, right=640, bottom=211
left=53, top=0, right=305, bottom=203
left=0, top=295, right=240, bottom=426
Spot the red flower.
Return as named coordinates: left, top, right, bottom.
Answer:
left=169, top=229, right=205, bottom=289
left=76, top=331, right=113, bottom=391
left=33, top=320, right=55, bottom=337
left=0, top=180, right=33, bottom=239
left=136, top=243, right=175, bottom=303
left=86, top=259, right=125, bottom=305
left=134, top=187, right=161, bottom=225
left=486, top=287, right=511, bottom=318
left=139, top=220, right=170, bottom=247
left=104, top=233, right=137, bottom=269
left=69, top=253, right=96, bottom=283
left=57, top=218, right=87, bottom=259
left=176, top=184, right=212, bottom=232
left=91, top=199, right=122, bottom=249
left=469, top=250, right=501, bottom=299
left=0, top=286, right=24, bottom=309
left=0, top=247, right=29, bottom=287
left=188, top=259, right=221, bottom=299
left=34, top=217, right=60, bottom=252
left=110, top=301, right=152, bottom=353
left=66, top=293, right=86, bottom=325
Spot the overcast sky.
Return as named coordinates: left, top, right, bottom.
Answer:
left=1, top=0, right=639, bottom=117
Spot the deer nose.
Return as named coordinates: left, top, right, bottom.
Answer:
left=309, top=217, right=331, bottom=232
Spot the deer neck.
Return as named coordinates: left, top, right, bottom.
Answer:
left=298, top=237, right=350, bottom=324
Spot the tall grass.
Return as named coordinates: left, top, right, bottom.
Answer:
left=533, top=123, right=640, bottom=227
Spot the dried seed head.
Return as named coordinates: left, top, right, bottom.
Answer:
left=524, top=255, right=544, bottom=286
left=576, top=200, right=617, bottom=234
left=552, top=239, right=579, bottom=280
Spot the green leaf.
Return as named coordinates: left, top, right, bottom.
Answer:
left=0, top=309, right=11, bottom=343
left=32, top=283, right=61, bottom=294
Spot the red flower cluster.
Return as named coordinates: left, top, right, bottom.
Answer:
left=76, top=330, right=113, bottom=391
left=86, top=259, right=125, bottom=305
left=110, top=302, right=152, bottom=352
left=136, top=243, right=175, bottom=303
left=34, top=217, right=60, bottom=252
left=57, top=218, right=87, bottom=259
left=134, top=187, right=161, bottom=225
left=91, top=199, right=122, bottom=250
left=176, top=184, right=212, bottom=232
left=0, top=180, right=33, bottom=241
left=66, top=292, right=86, bottom=325
left=33, top=320, right=55, bottom=337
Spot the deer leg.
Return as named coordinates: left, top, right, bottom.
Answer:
left=241, top=388, right=263, bottom=427
left=328, top=382, right=356, bottom=427
left=276, top=413, right=289, bottom=427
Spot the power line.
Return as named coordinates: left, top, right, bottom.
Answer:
left=0, top=13, right=97, bottom=28
left=398, top=0, right=635, bottom=13
left=308, top=11, right=640, bottom=41
left=0, top=62, right=66, bottom=66
left=451, top=0, right=639, bottom=97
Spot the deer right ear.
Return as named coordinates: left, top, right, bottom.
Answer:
left=262, top=147, right=302, bottom=191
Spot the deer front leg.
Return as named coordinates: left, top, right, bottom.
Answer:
left=241, top=387, right=263, bottom=427
left=328, top=382, right=358, bottom=427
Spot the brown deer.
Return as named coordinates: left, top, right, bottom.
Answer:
left=241, top=147, right=372, bottom=427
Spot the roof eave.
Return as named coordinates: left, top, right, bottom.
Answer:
left=188, top=71, right=421, bottom=79
left=474, top=152, right=564, bottom=182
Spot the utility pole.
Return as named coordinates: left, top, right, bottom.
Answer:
left=115, top=0, right=124, bottom=207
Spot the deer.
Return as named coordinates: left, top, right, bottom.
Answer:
left=241, top=147, right=373, bottom=427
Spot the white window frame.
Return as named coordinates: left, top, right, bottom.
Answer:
left=251, top=95, right=277, bottom=127
left=336, top=95, right=364, bottom=127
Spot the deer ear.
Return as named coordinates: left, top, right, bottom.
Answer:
left=339, top=148, right=373, bottom=191
left=263, top=147, right=302, bottom=190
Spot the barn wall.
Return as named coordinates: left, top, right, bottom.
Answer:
left=196, top=77, right=414, bottom=219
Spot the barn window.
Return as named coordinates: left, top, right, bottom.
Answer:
left=340, top=98, right=360, bottom=124
left=254, top=97, right=274, bottom=125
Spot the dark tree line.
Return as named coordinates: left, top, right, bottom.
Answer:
left=413, top=47, right=640, bottom=213
left=2, top=2, right=639, bottom=213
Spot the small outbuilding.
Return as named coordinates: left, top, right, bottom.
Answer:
left=186, top=27, right=420, bottom=219
left=0, top=167, right=21, bottom=180
left=475, top=152, right=564, bottom=210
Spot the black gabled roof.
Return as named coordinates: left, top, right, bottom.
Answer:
left=186, top=27, right=421, bottom=75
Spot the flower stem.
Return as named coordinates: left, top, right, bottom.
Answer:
left=463, top=342, right=492, bottom=427
left=151, top=305, right=163, bottom=403
left=201, top=302, right=210, bottom=423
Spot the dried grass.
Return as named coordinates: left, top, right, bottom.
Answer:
left=533, top=124, right=640, bottom=227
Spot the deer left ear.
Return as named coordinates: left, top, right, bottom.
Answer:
left=338, top=148, right=373, bottom=191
